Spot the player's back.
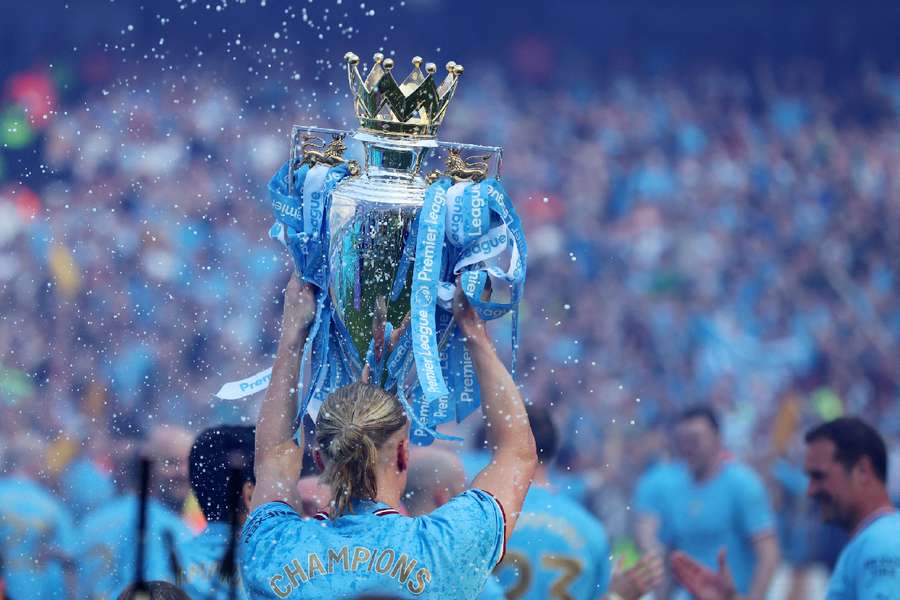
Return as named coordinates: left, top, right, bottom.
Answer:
left=496, top=486, right=610, bottom=600
left=0, top=476, right=76, bottom=600
left=240, top=489, right=505, bottom=599
left=76, top=494, right=192, bottom=599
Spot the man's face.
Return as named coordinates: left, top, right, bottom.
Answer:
left=148, top=428, right=193, bottom=511
left=674, top=417, right=719, bottom=477
left=804, top=438, right=857, bottom=528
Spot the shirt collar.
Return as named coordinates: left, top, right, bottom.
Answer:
left=318, top=499, right=401, bottom=520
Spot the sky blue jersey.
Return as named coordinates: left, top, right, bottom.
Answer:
left=0, top=476, right=76, bottom=600
left=178, top=521, right=249, bottom=600
left=496, top=486, right=611, bottom=600
left=477, top=575, right=506, bottom=600
left=664, top=460, right=775, bottom=595
left=827, top=510, right=900, bottom=600
left=633, top=460, right=688, bottom=543
left=59, top=457, right=116, bottom=522
left=240, top=489, right=505, bottom=599
left=76, top=494, right=192, bottom=600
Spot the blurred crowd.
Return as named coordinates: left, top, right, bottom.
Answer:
left=2, top=51, right=900, bottom=596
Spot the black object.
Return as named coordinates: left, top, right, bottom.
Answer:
left=134, top=457, right=152, bottom=595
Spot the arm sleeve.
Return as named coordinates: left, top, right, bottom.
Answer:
left=855, top=537, right=900, bottom=599
left=425, top=488, right=506, bottom=570
left=239, top=501, right=304, bottom=596
left=734, top=467, right=776, bottom=538
left=241, top=501, right=303, bottom=548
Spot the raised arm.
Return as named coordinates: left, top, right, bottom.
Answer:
left=456, top=288, right=537, bottom=541
left=250, top=272, right=316, bottom=511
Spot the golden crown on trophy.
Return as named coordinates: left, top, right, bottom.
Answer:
left=344, top=51, right=464, bottom=138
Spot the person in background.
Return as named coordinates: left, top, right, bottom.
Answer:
left=76, top=425, right=193, bottom=599
left=632, top=418, right=686, bottom=554
left=665, top=406, right=779, bottom=600
left=494, top=405, right=663, bottom=600
left=0, top=433, right=76, bottom=600
left=404, top=446, right=506, bottom=600
left=672, top=416, right=900, bottom=600
left=179, top=424, right=255, bottom=600
left=145, top=425, right=195, bottom=516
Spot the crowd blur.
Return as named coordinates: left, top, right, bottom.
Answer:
left=2, top=22, right=900, bottom=598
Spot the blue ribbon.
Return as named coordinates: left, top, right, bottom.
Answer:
left=410, top=179, right=452, bottom=407
left=267, top=159, right=527, bottom=444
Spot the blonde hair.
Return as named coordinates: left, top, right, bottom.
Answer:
left=315, top=382, right=408, bottom=517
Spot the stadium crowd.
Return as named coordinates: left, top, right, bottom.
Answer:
left=2, top=46, right=900, bottom=599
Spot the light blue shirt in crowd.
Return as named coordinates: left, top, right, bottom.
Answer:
left=59, top=457, right=116, bottom=522
left=496, top=485, right=611, bottom=600
left=178, top=521, right=249, bottom=600
left=633, top=459, right=688, bottom=543
left=664, top=459, right=775, bottom=595
left=0, top=476, right=76, bottom=600
left=826, top=510, right=900, bottom=600
left=76, top=494, right=192, bottom=600
left=239, top=489, right=504, bottom=599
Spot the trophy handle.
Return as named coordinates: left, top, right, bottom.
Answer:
left=289, top=126, right=362, bottom=189
left=426, top=145, right=502, bottom=184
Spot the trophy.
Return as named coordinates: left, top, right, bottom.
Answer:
left=222, top=51, right=527, bottom=444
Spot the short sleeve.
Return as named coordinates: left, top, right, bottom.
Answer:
left=733, top=467, right=776, bottom=538
left=855, top=535, right=900, bottom=599
left=426, top=488, right=506, bottom=569
left=241, top=501, right=302, bottom=549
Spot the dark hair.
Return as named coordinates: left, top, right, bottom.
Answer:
left=117, top=581, right=191, bottom=600
left=676, top=405, right=720, bottom=433
left=527, top=405, right=558, bottom=464
left=805, top=417, right=887, bottom=483
left=189, top=425, right=256, bottom=522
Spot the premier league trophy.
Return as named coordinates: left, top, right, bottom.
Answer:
left=222, top=52, right=527, bottom=445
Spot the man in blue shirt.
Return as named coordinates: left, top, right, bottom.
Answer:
left=495, top=405, right=663, bottom=600
left=239, top=273, right=538, bottom=599
left=178, top=425, right=256, bottom=600
left=76, top=426, right=193, bottom=599
left=664, top=405, right=779, bottom=600
left=0, top=435, right=76, bottom=600
left=632, top=417, right=688, bottom=554
left=672, top=417, right=900, bottom=600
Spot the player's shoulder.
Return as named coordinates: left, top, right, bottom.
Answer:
left=422, top=488, right=504, bottom=535
left=855, top=513, right=900, bottom=556
left=241, top=500, right=306, bottom=546
left=720, top=459, right=764, bottom=487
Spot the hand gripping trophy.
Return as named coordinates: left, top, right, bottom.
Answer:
left=225, top=52, right=527, bottom=445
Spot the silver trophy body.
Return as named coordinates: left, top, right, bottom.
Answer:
left=328, top=133, right=433, bottom=373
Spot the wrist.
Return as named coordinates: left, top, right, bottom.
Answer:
left=278, top=326, right=308, bottom=353
left=459, top=323, right=490, bottom=348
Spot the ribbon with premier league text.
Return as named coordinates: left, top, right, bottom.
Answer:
left=217, top=159, right=527, bottom=446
